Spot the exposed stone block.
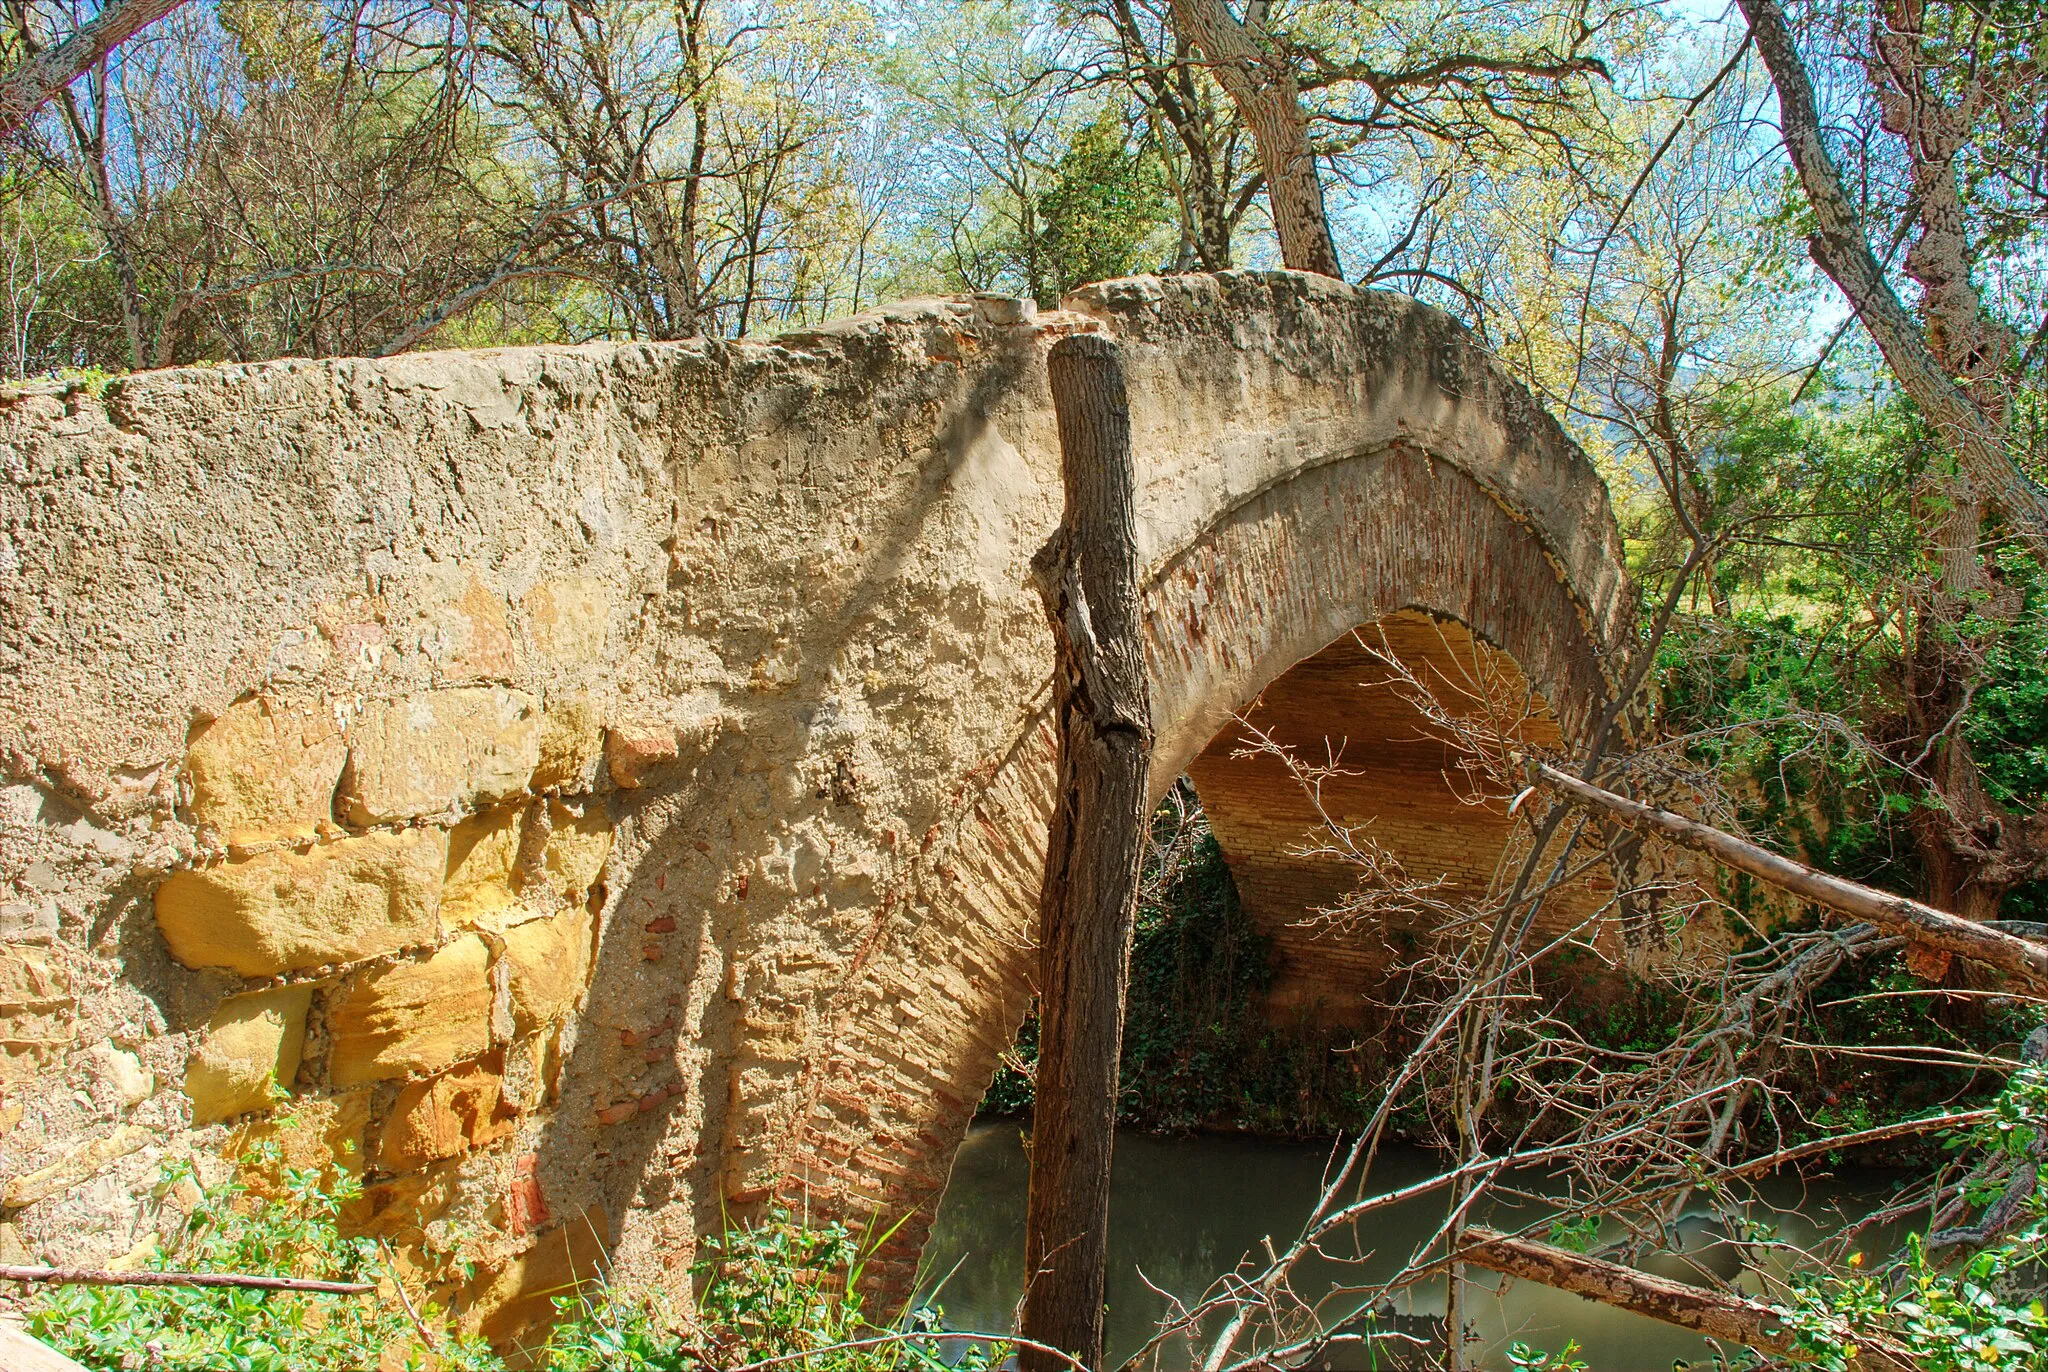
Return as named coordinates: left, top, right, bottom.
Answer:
left=532, top=694, right=603, bottom=791
left=182, top=697, right=347, bottom=845
left=501, top=906, right=593, bottom=1035
left=328, top=935, right=493, bottom=1086
left=0, top=944, right=73, bottom=1086
left=183, top=986, right=311, bottom=1125
left=441, top=800, right=610, bottom=932
left=339, top=688, right=541, bottom=826
left=374, top=1054, right=515, bottom=1171
left=153, top=829, right=448, bottom=976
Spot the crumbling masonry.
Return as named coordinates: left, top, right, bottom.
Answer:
left=0, top=272, right=1635, bottom=1338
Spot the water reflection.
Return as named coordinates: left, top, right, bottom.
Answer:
left=921, top=1123, right=1895, bottom=1371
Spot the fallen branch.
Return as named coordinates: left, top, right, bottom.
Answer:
left=0, top=1263, right=373, bottom=1295
left=1458, top=1227, right=1914, bottom=1370
left=1530, top=762, right=2048, bottom=994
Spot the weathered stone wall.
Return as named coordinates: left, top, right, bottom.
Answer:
left=0, top=271, right=1633, bottom=1332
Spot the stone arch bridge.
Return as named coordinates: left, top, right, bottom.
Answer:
left=0, top=272, right=1634, bottom=1338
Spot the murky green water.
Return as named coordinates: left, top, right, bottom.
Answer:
left=922, top=1122, right=1898, bottom=1371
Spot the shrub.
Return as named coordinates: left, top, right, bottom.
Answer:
left=30, top=1139, right=998, bottom=1372
left=26, top=1132, right=497, bottom=1371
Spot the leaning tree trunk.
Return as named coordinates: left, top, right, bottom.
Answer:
left=1019, top=334, right=1154, bottom=1372
left=0, top=0, right=191, bottom=139
left=1168, top=0, right=1343, bottom=279
left=1529, top=762, right=2048, bottom=992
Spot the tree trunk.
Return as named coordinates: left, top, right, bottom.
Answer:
left=1459, top=1228, right=1915, bottom=1371
left=1019, top=334, right=1154, bottom=1372
left=1168, top=0, right=1341, bottom=278
left=0, top=0, right=189, bottom=139
left=1734, top=0, right=2048, bottom=540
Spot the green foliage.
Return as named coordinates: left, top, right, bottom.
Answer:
left=1961, top=547, right=2048, bottom=810
left=1032, top=114, right=1170, bottom=305
left=1775, top=1067, right=2048, bottom=1372
left=545, top=1206, right=1000, bottom=1372
left=1690, top=388, right=1928, bottom=610
left=30, top=1139, right=994, bottom=1372
left=1505, top=1339, right=1589, bottom=1371
left=27, top=1130, right=498, bottom=1372
left=1545, top=1216, right=1602, bottom=1254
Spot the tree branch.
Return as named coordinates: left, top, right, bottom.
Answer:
left=1528, top=760, right=2048, bottom=994
left=0, top=0, right=190, bottom=139
left=1459, top=1227, right=1916, bottom=1370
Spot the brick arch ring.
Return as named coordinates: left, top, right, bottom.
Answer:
left=732, top=272, right=1640, bottom=1302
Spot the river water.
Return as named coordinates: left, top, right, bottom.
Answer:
left=922, top=1123, right=1899, bottom=1371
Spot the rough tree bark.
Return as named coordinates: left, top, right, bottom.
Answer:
left=1459, top=1228, right=1916, bottom=1371
left=1529, top=761, right=2048, bottom=993
left=1167, top=0, right=1342, bottom=278
left=1019, top=334, right=1154, bottom=1372
left=0, top=0, right=190, bottom=140
left=1734, top=0, right=2048, bottom=540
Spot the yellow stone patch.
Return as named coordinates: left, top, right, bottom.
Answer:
left=521, top=577, right=610, bottom=669
left=532, top=695, right=603, bottom=792
left=154, top=829, right=448, bottom=976
left=501, top=907, right=594, bottom=1036
left=328, top=936, right=493, bottom=1086
left=441, top=806, right=524, bottom=928
left=469, top=1206, right=611, bottom=1344
left=182, top=697, right=347, bottom=846
left=339, top=687, right=541, bottom=826
left=0, top=944, right=73, bottom=1086
left=183, top=986, right=312, bottom=1125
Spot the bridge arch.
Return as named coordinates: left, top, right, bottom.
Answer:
left=0, top=271, right=1633, bottom=1333
left=757, top=273, right=1637, bottom=1291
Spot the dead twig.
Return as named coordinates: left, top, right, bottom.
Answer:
left=0, top=1263, right=373, bottom=1295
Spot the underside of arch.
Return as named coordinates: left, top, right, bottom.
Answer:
left=1186, top=609, right=1614, bottom=1027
